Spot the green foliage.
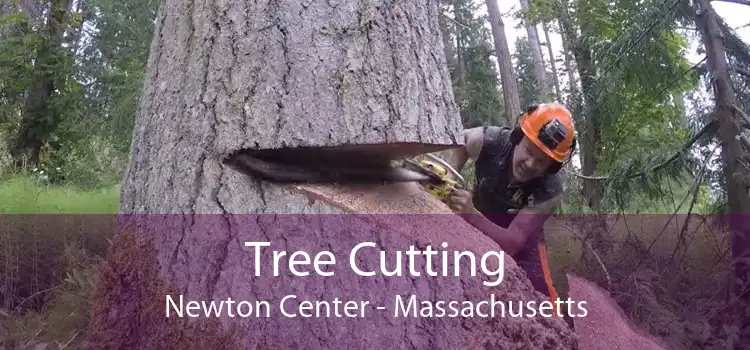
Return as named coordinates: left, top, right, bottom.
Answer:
left=554, top=0, right=700, bottom=211
left=0, top=14, right=38, bottom=132
left=0, top=0, right=159, bottom=188
left=82, top=0, right=160, bottom=153
left=456, top=44, right=504, bottom=127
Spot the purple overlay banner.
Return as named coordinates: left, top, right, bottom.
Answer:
left=2, top=213, right=744, bottom=348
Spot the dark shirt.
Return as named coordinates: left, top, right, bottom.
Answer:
left=471, top=126, right=563, bottom=255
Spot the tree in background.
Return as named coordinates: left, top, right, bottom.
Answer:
left=441, top=0, right=504, bottom=128
left=513, top=37, right=543, bottom=108
left=0, top=0, right=159, bottom=187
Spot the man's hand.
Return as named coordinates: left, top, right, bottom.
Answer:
left=447, top=188, right=476, bottom=214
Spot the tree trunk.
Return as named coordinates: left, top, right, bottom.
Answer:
left=519, top=0, right=549, bottom=100
left=555, top=1, right=601, bottom=212
left=542, top=23, right=563, bottom=102
left=86, top=1, right=577, bottom=348
left=555, top=0, right=610, bottom=275
left=439, top=7, right=457, bottom=75
left=694, top=0, right=750, bottom=344
left=117, top=0, right=469, bottom=214
left=453, top=0, right=466, bottom=87
left=10, top=0, right=71, bottom=167
left=485, top=0, right=521, bottom=125
left=559, top=23, right=578, bottom=106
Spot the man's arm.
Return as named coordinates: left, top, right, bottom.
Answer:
left=501, top=176, right=564, bottom=254
left=506, top=194, right=561, bottom=249
left=446, top=127, right=484, bottom=172
left=460, top=195, right=560, bottom=255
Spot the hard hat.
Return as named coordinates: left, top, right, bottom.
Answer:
left=518, top=103, right=576, bottom=163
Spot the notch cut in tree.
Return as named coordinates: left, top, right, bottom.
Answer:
left=118, top=0, right=470, bottom=214
left=88, top=0, right=578, bottom=348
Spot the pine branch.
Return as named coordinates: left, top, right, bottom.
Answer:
left=735, top=105, right=750, bottom=127
left=440, top=12, right=471, bottom=30
left=733, top=67, right=750, bottom=79
left=570, top=118, right=718, bottom=180
left=626, top=143, right=716, bottom=275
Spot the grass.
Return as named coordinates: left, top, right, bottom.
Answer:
left=0, top=176, right=120, bottom=214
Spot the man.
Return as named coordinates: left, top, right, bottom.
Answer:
left=445, top=102, right=577, bottom=308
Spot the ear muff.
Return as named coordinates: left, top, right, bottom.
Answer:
left=510, top=104, right=540, bottom=145
left=510, top=127, right=523, bottom=145
left=547, top=135, right=576, bottom=174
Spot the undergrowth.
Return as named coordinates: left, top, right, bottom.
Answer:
left=0, top=175, right=118, bottom=349
left=545, top=214, right=735, bottom=350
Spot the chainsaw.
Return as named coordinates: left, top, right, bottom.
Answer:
left=398, top=153, right=466, bottom=202
left=223, top=146, right=467, bottom=203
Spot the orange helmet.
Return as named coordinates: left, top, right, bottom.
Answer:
left=518, top=103, right=576, bottom=163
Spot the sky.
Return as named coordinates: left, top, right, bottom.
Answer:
left=475, top=1, right=749, bottom=170
left=487, top=1, right=750, bottom=68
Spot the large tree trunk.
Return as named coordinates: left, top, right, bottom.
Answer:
left=519, top=0, right=549, bottom=100
left=485, top=0, right=521, bottom=125
left=86, top=0, right=577, bottom=348
left=117, top=0, right=467, bottom=214
left=694, top=0, right=750, bottom=344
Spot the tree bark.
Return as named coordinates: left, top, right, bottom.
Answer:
left=87, top=0, right=577, bottom=348
left=485, top=0, right=521, bottom=125
left=694, top=0, right=750, bottom=344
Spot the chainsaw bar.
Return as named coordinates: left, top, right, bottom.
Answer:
left=401, top=158, right=444, bottom=183
left=224, top=150, right=432, bottom=184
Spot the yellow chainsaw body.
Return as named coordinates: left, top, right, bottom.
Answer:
left=414, top=159, right=460, bottom=202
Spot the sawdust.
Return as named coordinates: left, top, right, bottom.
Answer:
left=567, top=273, right=671, bottom=350
left=290, top=182, right=578, bottom=349
left=86, top=227, right=243, bottom=349
left=292, top=182, right=454, bottom=214
left=300, top=183, right=672, bottom=349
